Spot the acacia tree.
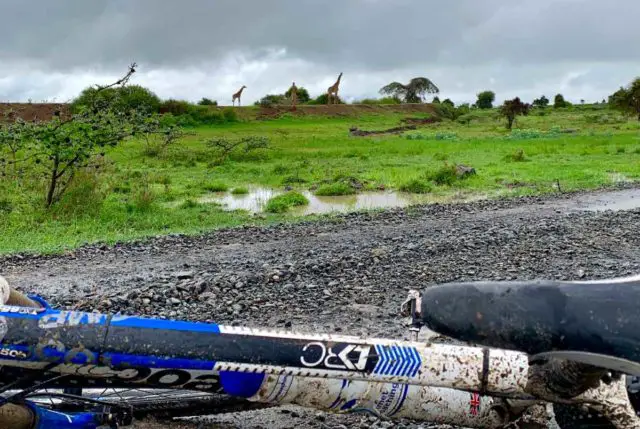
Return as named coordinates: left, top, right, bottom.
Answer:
left=609, top=78, right=640, bottom=121
left=500, top=97, right=530, bottom=130
left=0, top=63, right=165, bottom=207
left=379, top=77, right=439, bottom=103
left=532, top=95, right=549, bottom=109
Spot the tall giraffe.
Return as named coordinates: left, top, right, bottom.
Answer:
left=232, top=85, right=247, bottom=106
left=327, top=73, right=343, bottom=105
left=289, top=82, right=298, bottom=110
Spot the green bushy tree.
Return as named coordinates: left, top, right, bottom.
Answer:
left=476, top=91, right=495, bottom=109
left=609, top=78, right=640, bottom=121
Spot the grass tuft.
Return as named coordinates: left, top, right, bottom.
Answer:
left=399, top=179, right=432, bottom=194
left=315, top=182, right=356, bottom=196
left=265, top=192, right=309, bottom=213
left=203, top=182, right=229, bottom=192
left=231, top=187, right=249, bottom=195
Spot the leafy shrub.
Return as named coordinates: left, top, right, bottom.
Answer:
left=504, top=149, right=528, bottom=162
left=231, top=187, right=249, bottom=195
left=187, top=106, right=225, bottom=125
left=198, top=98, right=217, bottom=106
left=72, top=85, right=161, bottom=114
left=203, top=182, right=229, bottom=192
left=399, top=179, right=432, bottom=194
left=315, top=182, right=356, bottom=196
left=256, top=94, right=286, bottom=108
left=426, top=164, right=458, bottom=186
left=159, top=99, right=192, bottom=116
left=433, top=152, right=448, bottom=161
left=285, top=86, right=311, bottom=104
left=265, top=192, right=309, bottom=213
left=308, top=94, right=344, bottom=105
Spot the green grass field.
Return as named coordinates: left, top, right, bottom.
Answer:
left=2, top=104, right=640, bottom=254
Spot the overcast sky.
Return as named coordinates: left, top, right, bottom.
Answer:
left=1, top=0, right=639, bottom=105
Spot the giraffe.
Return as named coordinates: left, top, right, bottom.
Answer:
left=327, top=73, right=343, bottom=105
left=232, top=85, right=247, bottom=106
left=289, top=82, right=298, bottom=110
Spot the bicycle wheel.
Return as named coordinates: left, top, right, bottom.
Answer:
left=19, top=388, right=271, bottom=422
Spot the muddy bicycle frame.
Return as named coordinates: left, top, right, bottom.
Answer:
left=0, top=292, right=638, bottom=428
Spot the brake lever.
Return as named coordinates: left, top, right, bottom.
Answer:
left=401, top=290, right=423, bottom=342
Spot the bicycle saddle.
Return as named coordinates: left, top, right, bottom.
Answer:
left=417, top=275, right=640, bottom=375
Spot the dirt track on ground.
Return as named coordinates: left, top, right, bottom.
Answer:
left=3, top=187, right=640, bottom=428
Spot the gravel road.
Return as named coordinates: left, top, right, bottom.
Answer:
left=3, top=187, right=640, bottom=428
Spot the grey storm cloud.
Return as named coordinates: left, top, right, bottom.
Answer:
left=1, top=0, right=640, bottom=103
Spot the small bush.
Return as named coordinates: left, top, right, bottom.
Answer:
left=399, top=179, right=432, bottom=194
left=433, top=152, right=448, bottom=161
left=256, top=94, right=286, bottom=108
left=231, top=187, right=249, bottom=195
left=203, top=182, right=229, bottom=192
left=426, top=164, right=459, bottom=186
left=617, top=147, right=626, bottom=154
left=198, top=98, right=217, bottom=106
left=159, top=99, right=192, bottom=116
left=187, top=106, right=225, bottom=125
left=308, top=94, right=344, bottom=105
left=315, top=182, right=356, bottom=196
left=504, top=149, right=527, bottom=162
left=265, top=192, right=309, bottom=213
left=72, top=85, right=161, bottom=114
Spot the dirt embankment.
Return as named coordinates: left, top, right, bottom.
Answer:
left=0, top=103, right=438, bottom=122
left=0, top=103, right=70, bottom=122
left=251, top=103, right=438, bottom=120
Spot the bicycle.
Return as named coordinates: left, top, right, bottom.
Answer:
left=0, top=274, right=638, bottom=428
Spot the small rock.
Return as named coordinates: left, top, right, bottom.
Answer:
left=142, top=298, right=151, bottom=305
left=169, top=297, right=182, bottom=305
left=175, top=271, right=194, bottom=280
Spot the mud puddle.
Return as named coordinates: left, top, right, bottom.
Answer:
left=198, top=187, right=484, bottom=215
left=567, top=188, right=640, bottom=212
